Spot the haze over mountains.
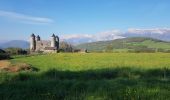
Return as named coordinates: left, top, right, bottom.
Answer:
left=63, top=28, right=170, bottom=44
left=0, top=40, right=29, bottom=49
left=122, top=28, right=170, bottom=41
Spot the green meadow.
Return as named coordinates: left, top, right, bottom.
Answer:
left=0, top=53, right=170, bottom=100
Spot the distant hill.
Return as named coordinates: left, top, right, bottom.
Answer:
left=76, top=37, right=170, bottom=52
left=0, top=40, right=29, bottom=49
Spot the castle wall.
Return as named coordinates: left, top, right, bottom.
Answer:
left=43, top=50, right=57, bottom=53
left=36, top=40, right=51, bottom=51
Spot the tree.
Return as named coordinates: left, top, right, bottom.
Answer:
left=59, top=42, right=74, bottom=52
left=0, top=49, right=10, bottom=60
left=106, top=45, right=113, bottom=52
left=4, top=47, right=28, bottom=55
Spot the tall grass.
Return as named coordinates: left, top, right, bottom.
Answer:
left=0, top=53, right=170, bottom=100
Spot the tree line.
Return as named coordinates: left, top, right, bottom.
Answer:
left=0, top=42, right=78, bottom=60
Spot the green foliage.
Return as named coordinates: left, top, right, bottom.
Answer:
left=59, top=42, right=73, bottom=52
left=0, top=53, right=170, bottom=99
left=0, top=53, right=10, bottom=60
left=0, top=49, right=10, bottom=60
left=106, top=44, right=113, bottom=52
left=4, top=47, right=28, bottom=55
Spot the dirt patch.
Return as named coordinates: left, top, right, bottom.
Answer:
left=0, top=60, right=10, bottom=68
left=0, top=60, right=38, bottom=72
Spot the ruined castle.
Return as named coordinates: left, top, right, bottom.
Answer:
left=30, top=33, right=59, bottom=53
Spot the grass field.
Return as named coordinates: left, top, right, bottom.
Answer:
left=0, top=53, right=170, bottom=100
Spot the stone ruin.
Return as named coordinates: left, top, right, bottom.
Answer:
left=30, top=33, right=59, bottom=53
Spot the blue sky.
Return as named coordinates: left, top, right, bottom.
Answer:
left=0, top=0, right=170, bottom=40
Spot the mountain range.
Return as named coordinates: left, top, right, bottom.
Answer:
left=0, top=40, right=29, bottom=49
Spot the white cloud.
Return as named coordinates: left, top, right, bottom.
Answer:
left=96, top=30, right=124, bottom=41
left=0, top=10, right=54, bottom=24
left=127, top=28, right=170, bottom=34
left=60, top=34, right=93, bottom=40
left=121, top=28, right=170, bottom=41
left=60, top=30, right=124, bottom=44
left=60, top=34, right=94, bottom=45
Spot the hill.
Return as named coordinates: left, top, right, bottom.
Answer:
left=76, top=37, right=170, bottom=52
left=0, top=40, right=29, bottom=49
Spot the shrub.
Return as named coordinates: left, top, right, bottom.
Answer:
left=0, top=49, right=10, bottom=60
left=4, top=47, right=28, bottom=55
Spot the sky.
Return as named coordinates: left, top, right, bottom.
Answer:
left=0, top=0, right=170, bottom=41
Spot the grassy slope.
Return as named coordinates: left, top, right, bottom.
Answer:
left=0, top=53, right=170, bottom=100
left=76, top=37, right=170, bottom=52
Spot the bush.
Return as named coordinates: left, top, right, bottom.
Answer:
left=128, top=48, right=156, bottom=53
left=4, top=47, right=28, bottom=55
left=59, top=42, right=73, bottom=52
left=0, top=49, right=10, bottom=60
left=0, top=53, right=10, bottom=60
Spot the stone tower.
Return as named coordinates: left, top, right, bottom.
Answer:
left=30, top=33, right=36, bottom=51
left=36, top=35, right=41, bottom=41
left=51, top=34, right=57, bottom=47
left=56, top=35, right=59, bottom=49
